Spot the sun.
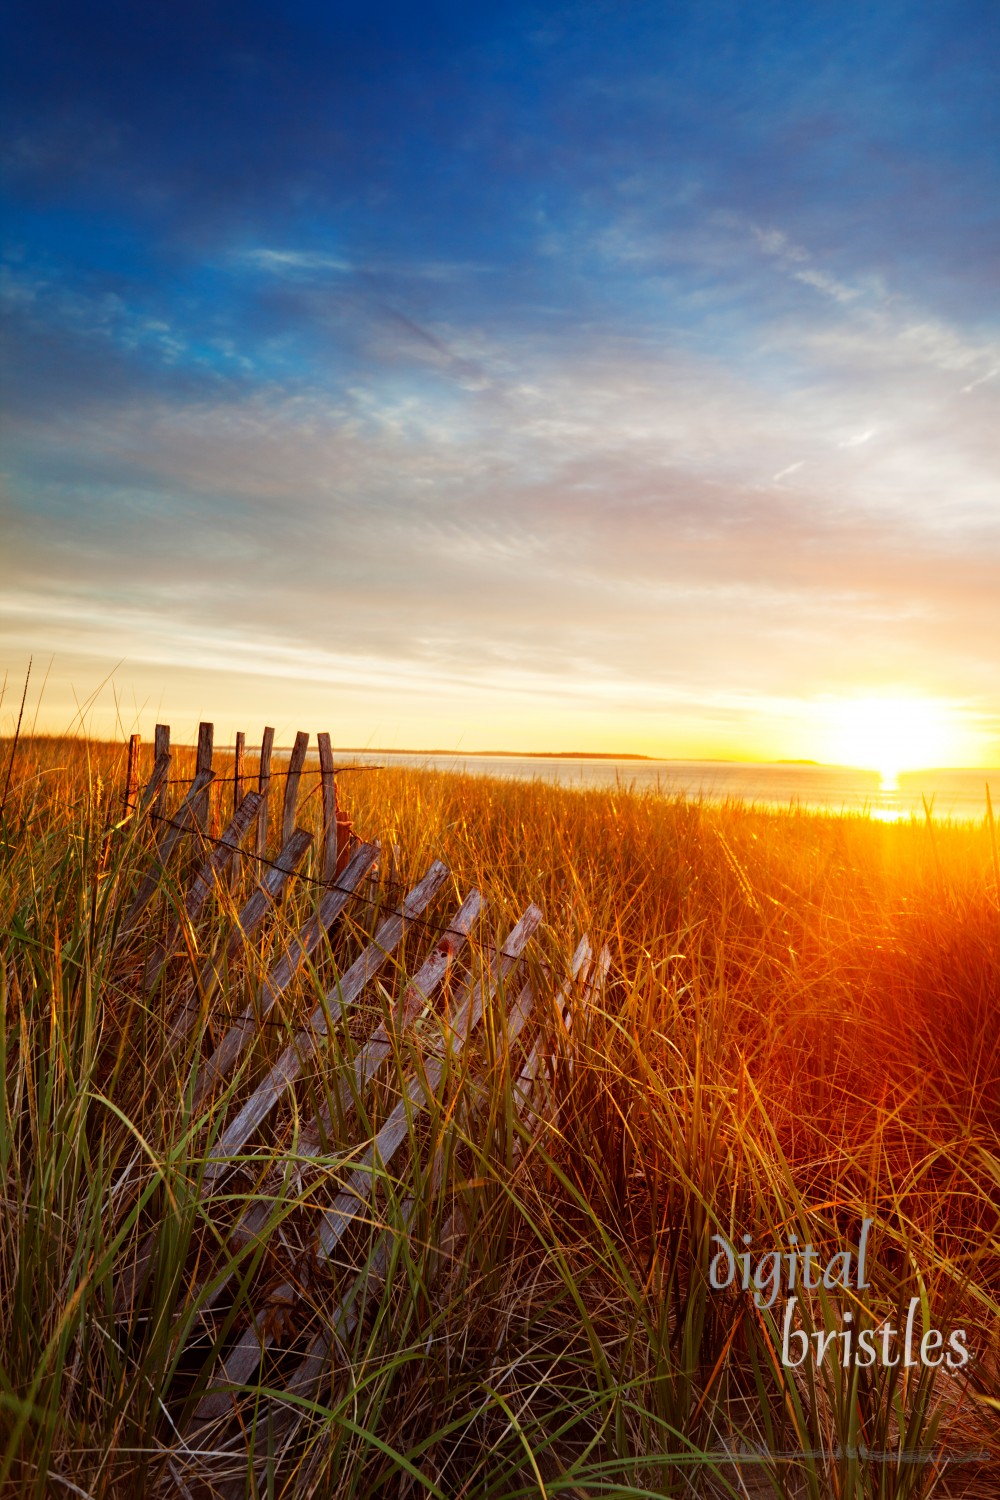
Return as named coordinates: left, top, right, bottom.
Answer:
left=820, top=695, right=967, bottom=788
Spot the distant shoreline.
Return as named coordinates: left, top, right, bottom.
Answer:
left=334, top=749, right=822, bottom=765
left=337, top=748, right=655, bottom=761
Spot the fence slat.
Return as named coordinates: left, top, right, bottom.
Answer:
left=113, top=821, right=344, bottom=1322
left=317, top=731, right=353, bottom=879
left=153, top=724, right=170, bottom=818
left=316, top=732, right=337, bottom=881
left=190, top=901, right=542, bottom=1425
left=119, top=768, right=215, bottom=934
left=201, top=858, right=449, bottom=1192
left=314, top=906, right=541, bottom=1265
left=191, top=838, right=380, bottom=1105
left=143, top=790, right=263, bottom=993
left=230, top=731, right=246, bottom=880
left=232, top=731, right=245, bottom=812
left=167, top=826, right=315, bottom=1052
left=257, top=726, right=275, bottom=856
left=234, top=936, right=600, bottom=1477
left=195, top=721, right=214, bottom=832
left=123, top=734, right=140, bottom=817
left=187, top=790, right=262, bottom=918
left=437, top=901, right=543, bottom=1053
left=224, top=887, right=483, bottom=1255
left=517, top=942, right=609, bottom=1128
left=281, top=730, right=309, bottom=846
left=296, top=887, right=483, bottom=1157
left=200, top=825, right=312, bottom=989
left=138, top=752, right=170, bottom=820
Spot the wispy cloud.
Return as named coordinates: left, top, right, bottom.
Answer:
left=237, top=248, right=354, bottom=274
left=962, top=365, right=999, bottom=394
left=793, top=267, right=859, bottom=304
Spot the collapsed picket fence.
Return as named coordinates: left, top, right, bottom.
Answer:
left=112, top=724, right=608, bottom=1497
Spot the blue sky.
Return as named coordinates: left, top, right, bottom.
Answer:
left=2, top=1, right=999, bottom=759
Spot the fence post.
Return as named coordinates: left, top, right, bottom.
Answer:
left=233, top=732, right=246, bottom=814
left=124, top=734, right=140, bottom=817
left=154, top=724, right=170, bottom=818
left=282, top=732, right=309, bottom=847
left=257, top=727, right=275, bottom=859
left=195, top=722, right=214, bottom=833
left=317, top=733, right=338, bottom=882
left=232, top=731, right=246, bottom=879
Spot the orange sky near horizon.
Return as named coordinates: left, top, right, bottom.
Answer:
left=1, top=650, right=995, bottom=775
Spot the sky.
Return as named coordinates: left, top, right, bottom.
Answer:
left=2, top=1, right=999, bottom=762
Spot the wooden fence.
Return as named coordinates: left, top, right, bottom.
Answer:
left=111, top=724, right=608, bottom=1497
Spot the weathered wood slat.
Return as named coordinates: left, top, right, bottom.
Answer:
left=113, top=838, right=372, bottom=1323
left=194, top=721, right=214, bottom=833
left=143, top=790, right=263, bottom=992
left=193, top=965, right=541, bottom=1489
left=201, top=859, right=449, bottom=1189
left=516, top=942, right=609, bottom=1130
left=186, top=890, right=481, bottom=1337
left=194, top=825, right=312, bottom=998
left=124, top=734, right=140, bottom=817
left=452, top=935, right=594, bottom=1126
left=245, top=936, right=599, bottom=1473
left=281, top=731, right=309, bottom=846
left=183, top=792, right=263, bottom=921
left=231, top=732, right=246, bottom=881
left=232, top=732, right=245, bottom=815
left=316, top=731, right=352, bottom=879
left=153, top=724, right=170, bottom=818
left=298, top=886, right=483, bottom=1155
left=189, top=902, right=541, bottom=1425
left=111, top=835, right=372, bottom=1322
left=222, top=887, right=483, bottom=1256
left=317, top=731, right=338, bottom=883
left=165, top=826, right=314, bottom=1055
left=119, top=768, right=214, bottom=934
left=435, top=902, right=542, bottom=1055
left=257, top=726, right=274, bottom=856
left=138, top=752, right=171, bottom=820
left=265, top=1198, right=411, bottom=1452
left=191, top=838, right=380, bottom=1106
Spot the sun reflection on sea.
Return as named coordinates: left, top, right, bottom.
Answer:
left=818, top=694, right=976, bottom=793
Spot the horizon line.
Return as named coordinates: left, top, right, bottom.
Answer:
left=8, top=732, right=998, bottom=775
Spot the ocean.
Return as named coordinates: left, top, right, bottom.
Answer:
left=326, top=753, right=999, bottom=822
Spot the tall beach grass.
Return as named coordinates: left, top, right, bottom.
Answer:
left=0, top=735, right=997, bottom=1497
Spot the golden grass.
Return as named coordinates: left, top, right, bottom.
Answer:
left=1, top=735, right=998, bottom=1498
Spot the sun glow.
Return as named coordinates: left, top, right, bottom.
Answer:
left=821, top=695, right=969, bottom=788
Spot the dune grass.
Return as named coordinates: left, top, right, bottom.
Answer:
left=0, top=735, right=998, bottom=1498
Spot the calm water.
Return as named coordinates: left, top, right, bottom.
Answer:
left=327, top=753, right=999, bottom=822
